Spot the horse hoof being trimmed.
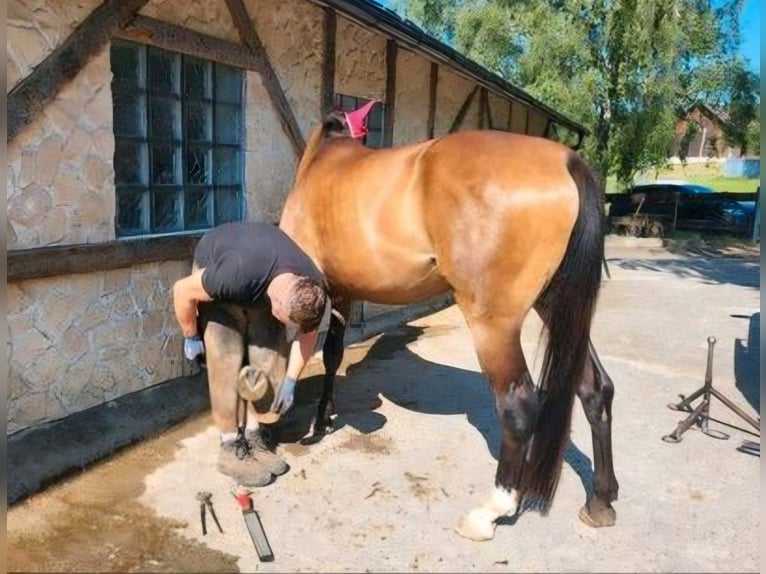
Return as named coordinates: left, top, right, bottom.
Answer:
left=455, top=510, right=498, bottom=541
left=578, top=500, right=617, bottom=528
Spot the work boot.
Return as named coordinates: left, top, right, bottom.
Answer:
left=217, top=438, right=273, bottom=487
left=245, top=426, right=289, bottom=476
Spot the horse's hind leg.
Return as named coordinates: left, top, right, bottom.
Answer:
left=312, top=297, right=351, bottom=438
left=455, top=316, right=538, bottom=541
left=577, top=341, right=619, bottom=527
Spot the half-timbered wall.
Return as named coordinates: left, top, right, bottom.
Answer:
left=7, top=0, right=581, bottom=433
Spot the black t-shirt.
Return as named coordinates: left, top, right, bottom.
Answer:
left=193, top=222, right=325, bottom=305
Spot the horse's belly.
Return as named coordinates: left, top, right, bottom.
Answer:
left=323, top=247, right=449, bottom=304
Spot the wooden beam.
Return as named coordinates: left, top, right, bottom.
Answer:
left=383, top=40, right=397, bottom=147
left=8, top=235, right=202, bottom=283
left=427, top=62, right=438, bottom=139
left=448, top=86, right=479, bottom=133
left=7, top=0, right=150, bottom=142
left=320, top=8, right=337, bottom=115
left=485, top=92, right=494, bottom=130
left=524, top=106, right=530, bottom=135
left=224, top=0, right=306, bottom=157
left=507, top=101, right=513, bottom=132
left=117, top=15, right=260, bottom=71
left=478, top=88, right=487, bottom=129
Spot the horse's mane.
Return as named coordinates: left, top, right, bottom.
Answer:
left=294, top=110, right=354, bottom=185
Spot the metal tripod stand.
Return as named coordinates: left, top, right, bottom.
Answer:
left=662, top=336, right=760, bottom=446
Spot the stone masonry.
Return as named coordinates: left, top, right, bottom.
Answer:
left=8, top=261, right=194, bottom=433
left=7, top=0, right=102, bottom=92
left=8, top=46, right=115, bottom=249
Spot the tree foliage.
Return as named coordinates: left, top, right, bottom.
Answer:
left=389, top=0, right=758, bottom=184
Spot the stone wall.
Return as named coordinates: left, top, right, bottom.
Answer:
left=7, top=46, right=115, bottom=249
left=8, top=261, right=192, bottom=433
left=488, top=92, right=510, bottom=131
left=527, top=108, right=549, bottom=137
left=392, top=48, right=431, bottom=146
left=7, top=0, right=102, bottom=92
left=433, top=67, right=479, bottom=136
left=509, top=101, right=528, bottom=134
left=243, top=0, right=324, bottom=223
left=139, top=0, right=239, bottom=42
left=335, top=16, right=387, bottom=101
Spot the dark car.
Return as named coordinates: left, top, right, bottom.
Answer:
left=608, top=181, right=756, bottom=236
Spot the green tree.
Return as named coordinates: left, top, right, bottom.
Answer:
left=390, top=0, right=746, bottom=185
left=745, top=116, right=760, bottom=156
left=721, top=63, right=760, bottom=156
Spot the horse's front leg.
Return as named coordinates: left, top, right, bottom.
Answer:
left=577, top=341, right=619, bottom=527
left=312, top=298, right=351, bottom=437
left=456, top=319, right=538, bottom=541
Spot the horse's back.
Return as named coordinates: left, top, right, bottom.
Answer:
left=282, top=129, right=585, bottom=306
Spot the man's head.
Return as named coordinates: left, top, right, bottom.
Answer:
left=270, top=275, right=327, bottom=332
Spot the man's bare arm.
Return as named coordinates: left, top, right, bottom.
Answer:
left=172, top=269, right=214, bottom=337
left=285, top=329, right=319, bottom=380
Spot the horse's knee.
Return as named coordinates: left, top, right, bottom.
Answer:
left=496, top=378, right=539, bottom=444
left=578, top=362, right=615, bottom=425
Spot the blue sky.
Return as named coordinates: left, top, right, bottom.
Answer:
left=738, top=0, right=760, bottom=72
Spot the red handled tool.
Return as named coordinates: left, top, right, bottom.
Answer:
left=233, top=488, right=274, bottom=562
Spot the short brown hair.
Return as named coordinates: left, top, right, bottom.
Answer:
left=286, top=277, right=327, bottom=332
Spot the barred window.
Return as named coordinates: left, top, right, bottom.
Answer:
left=110, top=40, right=244, bottom=237
left=334, top=93, right=386, bottom=149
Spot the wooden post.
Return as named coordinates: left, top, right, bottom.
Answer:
left=383, top=40, right=397, bottom=147
left=7, top=0, right=151, bottom=142
left=320, top=8, right=337, bottom=115
left=524, top=107, right=530, bottom=135
left=427, top=63, right=438, bottom=139
left=484, top=90, right=494, bottom=130
left=224, top=0, right=306, bottom=157
left=478, top=88, right=487, bottom=129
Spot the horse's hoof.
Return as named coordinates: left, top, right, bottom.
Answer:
left=299, top=421, right=333, bottom=446
left=578, top=500, right=616, bottom=528
left=455, top=510, right=496, bottom=541
left=237, top=366, right=269, bottom=402
left=299, top=433, right=324, bottom=446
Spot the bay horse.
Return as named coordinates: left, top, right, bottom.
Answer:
left=278, top=102, right=619, bottom=541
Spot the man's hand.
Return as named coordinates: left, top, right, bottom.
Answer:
left=270, top=376, right=297, bottom=415
left=184, top=336, right=205, bottom=362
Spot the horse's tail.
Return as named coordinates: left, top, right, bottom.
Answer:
left=294, top=111, right=348, bottom=186
left=519, top=151, right=604, bottom=506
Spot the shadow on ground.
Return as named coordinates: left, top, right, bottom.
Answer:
left=277, top=324, right=596, bottom=504
left=611, top=252, right=760, bottom=289
left=734, top=311, right=760, bottom=414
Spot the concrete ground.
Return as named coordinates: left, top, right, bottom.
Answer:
left=7, top=240, right=761, bottom=573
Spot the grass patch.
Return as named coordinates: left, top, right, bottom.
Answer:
left=605, top=162, right=759, bottom=194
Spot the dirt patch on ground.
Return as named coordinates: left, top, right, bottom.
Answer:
left=7, top=415, right=240, bottom=573
left=337, top=433, right=393, bottom=455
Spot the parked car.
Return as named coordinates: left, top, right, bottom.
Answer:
left=608, top=181, right=756, bottom=236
